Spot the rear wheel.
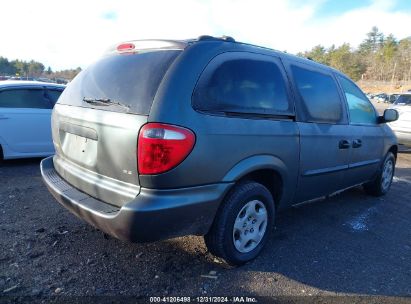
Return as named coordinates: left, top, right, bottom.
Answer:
left=204, top=181, right=275, bottom=266
left=363, top=152, right=396, bottom=196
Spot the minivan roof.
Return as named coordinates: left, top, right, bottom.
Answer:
left=110, top=35, right=342, bottom=76
left=107, top=35, right=235, bottom=53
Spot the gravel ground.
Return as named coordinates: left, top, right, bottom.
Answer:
left=1, top=147, right=410, bottom=301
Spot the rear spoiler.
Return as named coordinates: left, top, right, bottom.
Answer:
left=105, top=39, right=188, bottom=55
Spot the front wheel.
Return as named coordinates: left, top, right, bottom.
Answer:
left=204, top=181, right=275, bottom=266
left=363, top=152, right=396, bottom=196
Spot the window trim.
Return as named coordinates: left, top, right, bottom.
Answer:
left=283, top=59, right=348, bottom=125
left=335, top=74, right=379, bottom=126
left=191, top=51, right=295, bottom=119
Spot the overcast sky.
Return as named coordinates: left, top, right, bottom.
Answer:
left=1, top=0, right=410, bottom=70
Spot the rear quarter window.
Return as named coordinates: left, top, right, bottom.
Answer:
left=193, top=52, right=292, bottom=116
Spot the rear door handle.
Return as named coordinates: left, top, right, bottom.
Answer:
left=339, top=139, right=351, bottom=149
left=0, top=115, right=9, bottom=120
left=352, top=139, right=362, bottom=148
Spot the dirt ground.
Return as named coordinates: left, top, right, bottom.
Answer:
left=1, top=152, right=410, bottom=301
left=0, top=103, right=410, bottom=301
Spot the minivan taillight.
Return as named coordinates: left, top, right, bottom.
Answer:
left=137, top=123, right=196, bottom=175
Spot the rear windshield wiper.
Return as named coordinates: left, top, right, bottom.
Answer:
left=83, top=97, right=130, bottom=110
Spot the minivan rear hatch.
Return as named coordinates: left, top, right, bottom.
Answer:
left=52, top=41, right=184, bottom=207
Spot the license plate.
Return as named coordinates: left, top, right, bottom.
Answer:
left=60, top=132, right=97, bottom=166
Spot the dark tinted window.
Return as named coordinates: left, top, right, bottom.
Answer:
left=46, top=89, right=63, bottom=105
left=193, top=54, right=290, bottom=114
left=394, top=94, right=411, bottom=105
left=338, top=76, right=377, bottom=124
left=58, top=50, right=181, bottom=114
left=0, top=89, right=51, bottom=109
left=291, top=65, right=342, bottom=123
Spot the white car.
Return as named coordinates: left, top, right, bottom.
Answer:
left=389, top=106, right=411, bottom=148
left=389, top=97, right=411, bottom=147
left=0, top=81, right=65, bottom=159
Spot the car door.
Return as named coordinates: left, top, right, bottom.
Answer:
left=336, top=75, right=384, bottom=187
left=0, top=87, right=54, bottom=154
left=284, top=61, right=351, bottom=203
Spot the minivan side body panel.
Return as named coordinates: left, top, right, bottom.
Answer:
left=146, top=42, right=300, bottom=208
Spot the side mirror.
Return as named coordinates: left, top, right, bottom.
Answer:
left=380, top=109, right=399, bottom=123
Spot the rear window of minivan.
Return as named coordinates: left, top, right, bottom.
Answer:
left=57, top=50, right=181, bottom=114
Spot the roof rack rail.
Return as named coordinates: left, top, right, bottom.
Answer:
left=197, top=35, right=235, bottom=42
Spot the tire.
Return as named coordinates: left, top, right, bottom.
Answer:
left=363, top=152, right=396, bottom=196
left=204, top=181, right=275, bottom=266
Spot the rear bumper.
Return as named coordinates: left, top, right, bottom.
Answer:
left=41, top=156, right=232, bottom=242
